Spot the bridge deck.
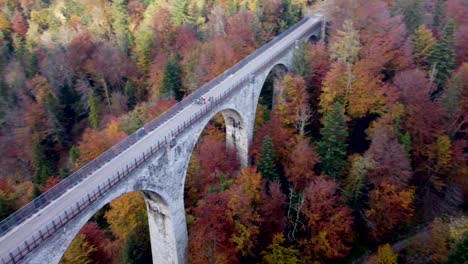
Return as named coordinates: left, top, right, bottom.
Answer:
left=0, top=16, right=321, bottom=262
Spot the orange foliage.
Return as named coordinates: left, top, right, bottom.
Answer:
left=366, top=181, right=415, bottom=241
left=77, top=118, right=127, bottom=166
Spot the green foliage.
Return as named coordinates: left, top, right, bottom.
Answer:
left=33, top=135, right=57, bottom=185
left=257, top=136, right=278, bottom=182
left=60, top=1, right=90, bottom=25
left=88, top=90, right=100, bottom=129
left=30, top=9, right=60, bottom=32
left=161, top=58, right=184, bottom=100
left=12, top=34, right=25, bottom=58
left=112, top=0, right=132, bottom=53
left=124, top=223, right=152, bottom=264
left=69, top=145, right=80, bottom=164
left=445, top=234, right=468, bottom=264
left=430, top=20, right=456, bottom=89
left=261, top=234, right=300, bottom=264
left=317, top=102, right=348, bottom=178
left=0, top=194, right=16, bottom=222
left=291, top=40, right=312, bottom=81
left=172, top=0, right=195, bottom=26
left=121, top=107, right=145, bottom=134
left=345, top=155, right=373, bottom=209
left=400, top=132, right=412, bottom=157
left=433, top=0, right=445, bottom=28
left=124, top=81, right=138, bottom=109
left=394, top=0, right=423, bottom=33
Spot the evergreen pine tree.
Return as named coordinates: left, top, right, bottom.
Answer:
left=124, top=81, right=137, bottom=109
left=124, top=224, right=152, bottom=264
left=317, top=102, right=348, bottom=178
left=88, top=90, right=99, bottom=129
left=430, top=20, right=456, bottom=89
left=173, top=0, right=195, bottom=26
left=161, top=58, right=184, bottom=101
left=292, top=40, right=312, bottom=81
left=433, top=0, right=444, bottom=28
left=257, top=136, right=278, bottom=182
left=111, top=0, right=132, bottom=53
left=446, top=234, right=468, bottom=264
left=395, top=0, right=423, bottom=33
left=33, top=135, right=54, bottom=185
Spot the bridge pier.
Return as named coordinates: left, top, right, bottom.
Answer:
left=144, top=193, right=187, bottom=264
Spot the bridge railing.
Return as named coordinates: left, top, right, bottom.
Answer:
left=0, top=18, right=322, bottom=264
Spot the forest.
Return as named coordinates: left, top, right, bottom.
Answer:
left=0, top=0, right=466, bottom=263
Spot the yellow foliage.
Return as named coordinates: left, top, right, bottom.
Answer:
left=448, top=216, right=468, bottom=242
left=435, top=135, right=452, bottom=173
left=430, top=217, right=449, bottom=263
left=0, top=13, right=11, bottom=32
left=62, top=234, right=96, bottom=264
left=105, top=192, right=147, bottom=240
left=370, top=244, right=398, bottom=264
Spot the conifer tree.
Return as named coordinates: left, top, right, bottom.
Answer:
left=161, top=58, right=184, bottom=100
left=257, top=136, right=278, bottom=182
left=446, top=234, right=468, bottom=264
left=395, top=0, right=423, bottom=33
left=433, top=0, right=444, bottom=29
left=173, top=0, right=195, bottom=26
left=124, top=224, right=152, bottom=264
left=124, top=81, right=137, bottom=109
left=88, top=90, right=99, bottom=129
left=292, top=40, right=312, bottom=82
left=430, top=20, right=456, bottom=89
left=317, top=102, right=348, bottom=178
left=111, top=0, right=132, bottom=53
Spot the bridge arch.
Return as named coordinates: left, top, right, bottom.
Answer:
left=37, top=185, right=180, bottom=264
left=186, top=107, right=248, bottom=170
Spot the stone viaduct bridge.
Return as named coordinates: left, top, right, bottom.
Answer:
left=0, top=15, right=323, bottom=264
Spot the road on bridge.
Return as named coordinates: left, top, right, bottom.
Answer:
left=0, top=16, right=320, bottom=261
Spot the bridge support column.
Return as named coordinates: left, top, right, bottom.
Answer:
left=144, top=192, right=188, bottom=264
left=223, top=111, right=249, bottom=168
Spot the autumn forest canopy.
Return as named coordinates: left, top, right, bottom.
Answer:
left=0, top=0, right=467, bottom=263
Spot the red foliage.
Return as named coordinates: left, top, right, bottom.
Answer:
left=42, top=176, right=61, bottom=192
left=366, top=127, right=413, bottom=187
left=258, top=182, right=288, bottom=249
left=394, top=69, right=445, bottom=156
left=12, top=13, right=28, bottom=38
left=80, top=222, right=111, bottom=263
left=284, top=138, right=320, bottom=191
left=301, top=176, right=354, bottom=260
left=196, top=137, right=239, bottom=184
left=189, top=192, right=237, bottom=264
left=0, top=179, right=13, bottom=194
left=251, top=115, right=295, bottom=162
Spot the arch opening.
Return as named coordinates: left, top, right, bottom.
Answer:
left=255, top=63, right=289, bottom=129
left=59, top=189, right=171, bottom=264
left=308, top=34, right=320, bottom=44
left=184, top=108, right=247, bottom=259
